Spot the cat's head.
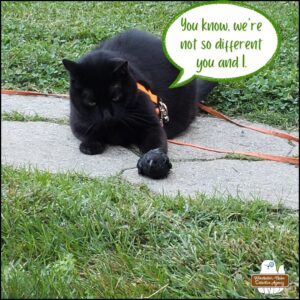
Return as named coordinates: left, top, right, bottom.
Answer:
left=62, top=50, right=137, bottom=116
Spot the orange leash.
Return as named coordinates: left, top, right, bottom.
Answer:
left=136, top=83, right=160, bottom=115
left=198, top=103, right=299, bottom=143
left=168, top=139, right=299, bottom=165
left=168, top=103, right=298, bottom=165
left=2, top=89, right=299, bottom=165
left=1, top=89, right=69, bottom=99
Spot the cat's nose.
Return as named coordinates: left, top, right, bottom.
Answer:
left=102, top=108, right=112, bottom=120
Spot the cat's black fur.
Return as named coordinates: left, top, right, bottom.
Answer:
left=63, top=29, right=217, bottom=179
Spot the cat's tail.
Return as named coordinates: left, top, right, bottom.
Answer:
left=196, top=81, right=218, bottom=103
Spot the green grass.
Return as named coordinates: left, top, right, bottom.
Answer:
left=2, top=111, right=68, bottom=125
left=1, top=1, right=299, bottom=129
left=224, top=153, right=263, bottom=162
left=1, top=165, right=299, bottom=299
left=205, top=1, right=299, bottom=129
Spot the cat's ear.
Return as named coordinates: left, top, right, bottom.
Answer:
left=111, top=58, right=128, bottom=79
left=62, top=59, right=79, bottom=75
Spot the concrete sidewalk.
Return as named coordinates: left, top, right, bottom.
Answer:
left=2, top=94, right=299, bottom=209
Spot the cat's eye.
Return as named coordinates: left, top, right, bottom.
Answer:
left=71, top=78, right=78, bottom=86
left=82, top=89, right=96, bottom=107
left=112, top=95, right=121, bottom=102
left=71, top=78, right=81, bottom=90
left=86, top=101, right=96, bottom=107
left=110, top=84, right=122, bottom=102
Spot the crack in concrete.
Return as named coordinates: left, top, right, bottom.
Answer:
left=119, top=155, right=265, bottom=172
left=118, top=166, right=137, bottom=176
left=119, top=156, right=266, bottom=178
left=4, top=114, right=298, bottom=165
left=286, top=145, right=298, bottom=156
left=171, top=157, right=222, bottom=163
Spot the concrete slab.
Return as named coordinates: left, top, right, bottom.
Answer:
left=2, top=94, right=297, bottom=161
left=2, top=94, right=69, bottom=119
left=1, top=121, right=138, bottom=177
left=122, top=160, right=299, bottom=210
left=1, top=95, right=299, bottom=209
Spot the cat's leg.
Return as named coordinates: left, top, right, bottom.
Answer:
left=70, top=121, right=106, bottom=155
left=79, top=141, right=106, bottom=155
left=137, top=128, right=172, bottom=179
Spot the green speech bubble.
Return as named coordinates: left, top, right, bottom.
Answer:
left=162, top=1, right=281, bottom=88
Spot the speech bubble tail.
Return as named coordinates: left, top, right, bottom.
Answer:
left=169, top=70, right=194, bottom=88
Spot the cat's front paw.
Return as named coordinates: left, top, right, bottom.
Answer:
left=137, top=148, right=172, bottom=179
left=79, top=142, right=105, bottom=155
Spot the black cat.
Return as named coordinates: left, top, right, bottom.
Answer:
left=62, top=29, right=217, bottom=179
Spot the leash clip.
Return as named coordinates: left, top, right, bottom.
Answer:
left=158, top=99, right=169, bottom=125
